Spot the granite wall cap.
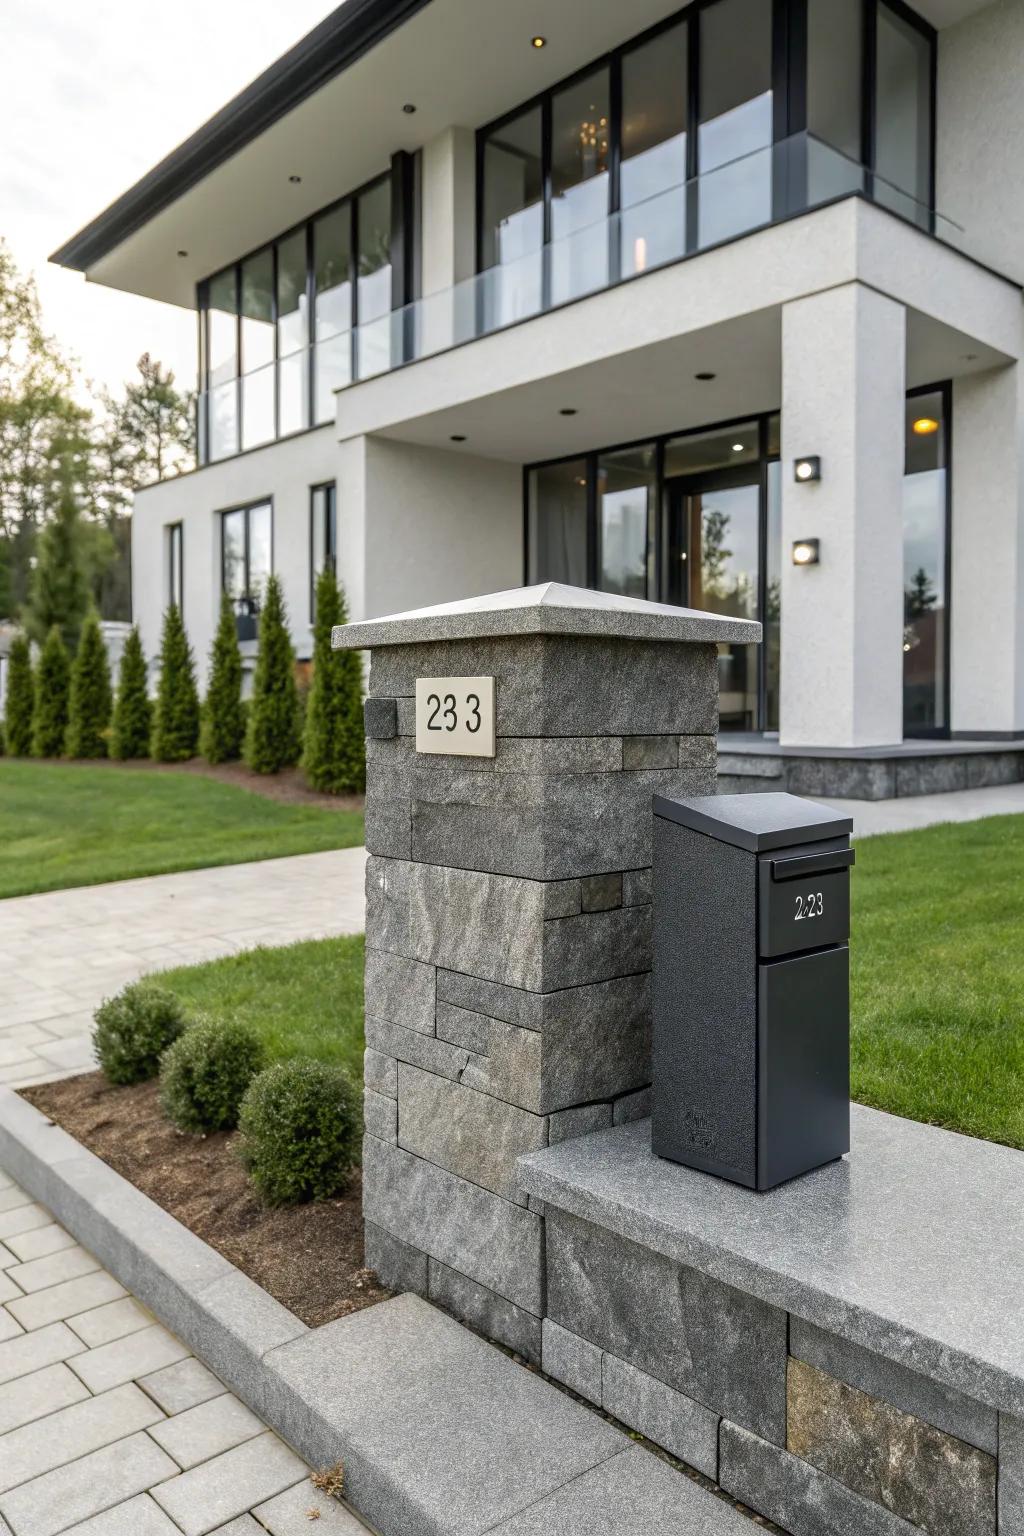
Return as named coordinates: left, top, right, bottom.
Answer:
left=333, top=582, right=761, bottom=650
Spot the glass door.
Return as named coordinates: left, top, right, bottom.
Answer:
left=665, top=466, right=762, bottom=732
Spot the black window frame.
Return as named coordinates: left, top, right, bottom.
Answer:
left=219, top=499, right=274, bottom=611
left=197, top=153, right=419, bottom=464
left=167, top=522, right=184, bottom=615
left=903, top=378, right=952, bottom=740
left=476, top=0, right=936, bottom=274
left=309, top=481, right=338, bottom=621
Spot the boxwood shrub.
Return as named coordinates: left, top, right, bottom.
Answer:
left=159, top=1018, right=265, bottom=1133
left=238, top=1060, right=360, bottom=1205
left=93, top=983, right=187, bottom=1085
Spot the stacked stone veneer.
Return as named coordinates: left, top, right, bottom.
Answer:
left=353, top=625, right=720, bottom=1363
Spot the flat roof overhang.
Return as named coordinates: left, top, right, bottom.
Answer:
left=334, top=198, right=1019, bottom=464
left=53, top=0, right=995, bottom=309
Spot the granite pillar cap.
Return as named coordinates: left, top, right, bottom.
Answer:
left=332, top=581, right=762, bottom=650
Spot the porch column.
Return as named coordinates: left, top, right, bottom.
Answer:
left=420, top=127, right=476, bottom=296
left=779, top=283, right=906, bottom=748
left=950, top=364, right=1024, bottom=736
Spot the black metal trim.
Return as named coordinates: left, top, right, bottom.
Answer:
left=903, top=378, right=952, bottom=740
left=309, top=481, right=337, bottom=622
left=51, top=0, right=432, bottom=271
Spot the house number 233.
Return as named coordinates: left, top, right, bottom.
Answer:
left=794, top=891, right=824, bottom=920
left=415, top=676, right=496, bottom=758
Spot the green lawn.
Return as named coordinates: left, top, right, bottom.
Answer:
left=0, top=760, right=364, bottom=899
left=851, top=813, right=1024, bottom=1149
left=155, top=935, right=365, bottom=1079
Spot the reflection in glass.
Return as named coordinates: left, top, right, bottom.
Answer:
left=248, top=503, right=272, bottom=605
left=528, top=460, right=588, bottom=586
left=310, top=483, right=337, bottom=618
left=664, top=421, right=760, bottom=477
left=167, top=524, right=183, bottom=613
left=314, top=207, right=352, bottom=421
left=208, top=269, right=237, bottom=387
left=241, top=251, right=274, bottom=451
left=876, top=3, right=932, bottom=227
left=765, top=460, right=782, bottom=731
left=686, top=482, right=760, bottom=730
left=209, top=382, right=238, bottom=464
left=597, top=446, right=655, bottom=599
left=807, top=0, right=864, bottom=204
left=620, top=24, right=687, bottom=276
left=550, top=69, right=611, bottom=303
left=481, top=107, right=544, bottom=326
left=356, top=179, right=392, bottom=379
left=903, top=391, right=947, bottom=731
left=698, top=0, right=772, bottom=247
left=222, top=509, right=246, bottom=600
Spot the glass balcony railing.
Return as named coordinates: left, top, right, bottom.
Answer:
left=197, top=132, right=962, bottom=464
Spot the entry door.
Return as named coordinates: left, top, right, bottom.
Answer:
left=665, top=467, right=762, bottom=732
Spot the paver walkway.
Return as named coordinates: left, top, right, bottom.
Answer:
left=825, top=779, right=1024, bottom=837
left=0, top=1170, right=372, bottom=1535
left=0, top=848, right=367, bottom=1090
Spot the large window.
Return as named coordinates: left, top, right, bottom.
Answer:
left=221, top=502, right=272, bottom=613
left=310, top=482, right=337, bottom=620
left=478, top=1, right=936, bottom=288
left=903, top=386, right=949, bottom=735
left=199, top=160, right=416, bottom=463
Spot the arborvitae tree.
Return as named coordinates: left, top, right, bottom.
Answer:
left=303, top=569, right=365, bottom=794
left=65, top=611, right=112, bottom=758
left=4, top=634, right=35, bottom=757
left=151, top=605, right=199, bottom=762
left=244, top=575, right=300, bottom=774
left=201, top=592, right=244, bottom=764
left=110, top=626, right=152, bottom=760
left=23, top=484, right=90, bottom=654
left=31, top=626, right=70, bottom=758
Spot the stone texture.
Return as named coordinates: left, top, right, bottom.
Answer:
left=613, top=1086, right=652, bottom=1125
left=364, top=950, right=435, bottom=1033
left=0, top=1382, right=164, bottom=1494
left=182, top=1270, right=307, bottom=1421
left=427, top=1258, right=542, bottom=1363
left=435, top=1002, right=495, bottom=1056
left=622, top=867, right=652, bottom=906
left=68, top=1322, right=190, bottom=1393
left=0, top=1360, right=89, bottom=1435
left=363, top=1089, right=398, bottom=1144
left=365, top=1015, right=470, bottom=1082
left=541, top=905, right=651, bottom=991
left=263, top=1293, right=623, bottom=1536
left=786, top=1356, right=996, bottom=1535
left=253, top=1481, right=370, bottom=1533
left=363, top=1220, right=428, bottom=1294
left=545, top=1208, right=787, bottom=1442
left=1000, top=1412, right=1024, bottom=1536
left=719, top=1421, right=921, bottom=1536
left=487, top=1444, right=754, bottom=1535
left=623, top=736, right=679, bottom=770
left=148, top=1392, right=264, bottom=1470
left=409, top=864, right=546, bottom=988
left=6, top=1242, right=100, bottom=1293
left=362, top=1047, right=397, bottom=1099
left=137, top=1358, right=225, bottom=1416
left=397, top=1064, right=546, bottom=1203
left=0, top=1320, right=84, bottom=1385
left=542, top=1318, right=603, bottom=1402
left=602, top=1352, right=720, bottom=1480
left=543, top=879, right=582, bottom=919
left=0, top=1431, right=178, bottom=1536
left=151, top=1431, right=306, bottom=1536
left=363, top=796, right=411, bottom=859
left=68, top=1297, right=155, bottom=1349
left=790, top=1316, right=997, bottom=1453
left=581, top=873, right=622, bottom=912
left=5, top=1224, right=77, bottom=1263
left=363, top=696, right=397, bottom=740
left=549, top=1104, right=613, bottom=1144
left=364, top=857, right=413, bottom=958
left=62, top=1493, right=184, bottom=1534
left=362, top=1135, right=544, bottom=1312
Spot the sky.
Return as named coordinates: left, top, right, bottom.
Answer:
left=3, top=0, right=338, bottom=400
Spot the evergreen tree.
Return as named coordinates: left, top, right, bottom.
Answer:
left=110, top=626, right=152, bottom=760
left=65, top=611, right=112, bottom=758
left=30, top=625, right=70, bottom=757
left=201, top=592, right=244, bottom=764
left=303, top=569, right=365, bottom=794
left=4, top=633, right=34, bottom=756
left=244, top=575, right=300, bottom=774
left=151, top=605, right=199, bottom=762
left=23, top=482, right=90, bottom=653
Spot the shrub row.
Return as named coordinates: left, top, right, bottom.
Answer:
left=91, top=981, right=360, bottom=1205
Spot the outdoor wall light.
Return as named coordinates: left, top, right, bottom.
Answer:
left=912, top=417, right=939, bottom=436
left=792, top=539, right=820, bottom=567
left=794, top=455, right=821, bottom=483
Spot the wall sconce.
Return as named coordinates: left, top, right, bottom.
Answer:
left=794, top=455, right=821, bottom=483
left=792, top=539, right=820, bottom=567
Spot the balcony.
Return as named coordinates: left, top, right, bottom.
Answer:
left=197, top=133, right=958, bottom=467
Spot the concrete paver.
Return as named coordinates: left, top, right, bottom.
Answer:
left=0, top=846, right=366, bottom=1087
left=0, top=1176, right=374, bottom=1536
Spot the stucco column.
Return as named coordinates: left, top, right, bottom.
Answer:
left=950, top=364, right=1024, bottom=736
left=779, top=283, right=906, bottom=748
left=420, top=127, right=476, bottom=296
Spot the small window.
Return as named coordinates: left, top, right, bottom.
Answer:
left=310, top=483, right=337, bottom=619
left=167, top=523, right=184, bottom=613
left=221, top=502, right=272, bottom=613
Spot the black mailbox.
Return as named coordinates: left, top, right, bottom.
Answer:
left=652, top=791, right=853, bottom=1191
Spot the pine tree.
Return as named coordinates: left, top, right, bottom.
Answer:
left=151, top=605, right=199, bottom=762
left=23, top=483, right=90, bottom=654
left=110, top=626, right=152, bottom=760
left=244, top=575, right=300, bottom=774
left=4, top=634, right=34, bottom=757
left=303, top=569, right=365, bottom=794
left=65, top=611, right=112, bottom=758
left=201, top=592, right=244, bottom=764
left=31, top=626, right=70, bottom=758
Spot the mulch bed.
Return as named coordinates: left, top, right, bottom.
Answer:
left=25, top=756, right=364, bottom=814
left=21, top=1073, right=390, bottom=1328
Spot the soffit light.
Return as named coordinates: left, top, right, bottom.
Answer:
left=402, top=103, right=417, bottom=114
left=731, top=442, right=744, bottom=453
left=450, top=434, right=467, bottom=442
left=559, top=407, right=577, bottom=416
left=288, top=174, right=302, bottom=183
left=793, top=455, right=821, bottom=483
left=694, top=371, right=716, bottom=382
left=912, top=417, right=939, bottom=436
left=792, top=538, right=820, bottom=567
left=531, top=35, right=547, bottom=48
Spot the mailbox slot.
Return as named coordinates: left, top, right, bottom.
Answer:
left=771, top=847, right=855, bottom=882
left=759, top=838, right=852, bottom=959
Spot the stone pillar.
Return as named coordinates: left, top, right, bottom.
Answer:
left=780, top=283, right=906, bottom=748
left=334, top=583, right=757, bottom=1362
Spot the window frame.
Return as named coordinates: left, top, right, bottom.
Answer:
left=218, top=499, right=274, bottom=610
left=902, top=378, right=952, bottom=740
left=167, top=522, right=184, bottom=615
left=309, top=481, right=338, bottom=621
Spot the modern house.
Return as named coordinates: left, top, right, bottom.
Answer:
left=52, top=0, right=1024, bottom=794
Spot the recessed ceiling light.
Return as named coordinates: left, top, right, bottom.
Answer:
left=559, top=407, right=577, bottom=416
left=912, top=417, right=939, bottom=436
left=531, top=35, right=547, bottom=48
left=288, top=174, right=302, bottom=184
left=402, top=103, right=417, bottom=114
left=731, top=442, right=744, bottom=453
left=963, top=353, right=978, bottom=361
left=450, top=434, right=466, bottom=442
left=694, top=371, right=716, bottom=382
left=177, top=250, right=188, bottom=258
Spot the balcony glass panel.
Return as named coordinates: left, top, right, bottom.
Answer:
left=620, top=23, right=688, bottom=276
left=315, top=332, right=352, bottom=424
left=550, top=68, right=611, bottom=304
left=698, top=0, right=773, bottom=246
left=356, top=179, right=392, bottom=379
left=876, top=2, right=932, bottom=230
left=207, top=269, right=237, bottom=389
left=481, top=105, right=544, bottom=327
left=278, top=350, right=308, bottom=437
left=314, top=206, right=352, bottom=421
left=248, top=502, right=272, bottom=604
left=241, top=359, right=275, bottom=452
left=241, top=251, right=274, bottom=451
left=209, top=380, right=238, bottom=462
left=277, top=230, right=307, bottom=360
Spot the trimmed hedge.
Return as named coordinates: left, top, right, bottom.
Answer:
left=201, top=592, right=244, bottom=764
left=244, top=575, right=300, bottom=774
left=303, top=568, right=365, bottom=795
left=152, top=605, right=199, bottom=762
left=65, top=611, right=112, bottom=758
left=93, top=982, right=187, bottom=1086
left=111, top=626, right=152, bottom=760
left=159, top=1018, right=265, bottom=1133
left=238, top=1059, right=361, bottom=1205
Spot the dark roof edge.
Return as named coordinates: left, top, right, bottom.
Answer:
left=50, top=0, right=433, bottom=272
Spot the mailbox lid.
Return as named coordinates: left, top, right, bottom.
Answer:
left=653, top=791, right=852, bottom=854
